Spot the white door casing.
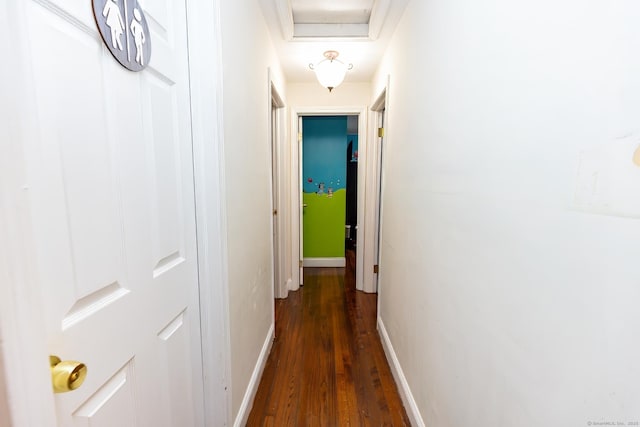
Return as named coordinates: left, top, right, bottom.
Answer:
left=2, top=0, right=205, bottom=424
left=290, top=107, right=367, bottom=290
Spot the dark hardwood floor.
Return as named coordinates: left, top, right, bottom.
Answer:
left=246, top=248, right=411, bottom=426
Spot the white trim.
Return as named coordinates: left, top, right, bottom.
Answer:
left=294, top=23, right=369, bottom=38
left=233, top=324, right=275, bottom=427
left=303, top=257, right=346, bottom=268
left=290, top=106, right=368, bottom=292
left=186, top=0, right=232, bottom=424
left=377, top=317, right=426, bottom=427
left=274, top=0, right=294, bottom=40
left=368, top=0, right=391, bottom=40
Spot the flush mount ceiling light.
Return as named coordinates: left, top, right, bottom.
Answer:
left=309, top=51, right=353, bottom=92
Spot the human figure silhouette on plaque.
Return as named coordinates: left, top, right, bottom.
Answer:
left=102, top=0, right=124, bottom=51
left=130, top=8, right=146, bottom=66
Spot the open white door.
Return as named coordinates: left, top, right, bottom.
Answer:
left=271, top=98, right=280, bottom=296
left=373, top=109, right=386, bottom=291
left=270, top=81, right=286, bottom=299
left=363, top=89, right=387, bottom=294
left=298, top=115, right=304, bottom=285
left=4, top=0, right=204, bottom=424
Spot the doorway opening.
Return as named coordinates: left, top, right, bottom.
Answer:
left=291, top=107, right=366, bottom=292
left=299, top=115, right=359, bottom=276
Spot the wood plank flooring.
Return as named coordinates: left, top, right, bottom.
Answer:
left=246, top=250, right=411, bottom=426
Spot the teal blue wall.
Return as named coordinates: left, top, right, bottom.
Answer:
left=302, top=116, right=347, bottom=194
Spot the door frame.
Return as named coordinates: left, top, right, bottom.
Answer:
left=290, top=106, right=367, bottom=291
left=362, top=85, right=389, bottom=294
left=269, top=74, right=288, bottom=299
left=0, top=0, right=231, bottom=424
left=187, top=0, right=232, bottom=424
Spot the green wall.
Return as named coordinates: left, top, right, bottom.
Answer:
left=303, top=190, right=346, bottom=257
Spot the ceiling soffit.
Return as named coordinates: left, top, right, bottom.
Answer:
left=277, top=0, right=391, bottom=40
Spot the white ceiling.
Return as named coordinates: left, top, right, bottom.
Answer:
left=258, top=0, right=409, bottom=84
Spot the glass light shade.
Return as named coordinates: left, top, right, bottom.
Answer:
left=314, top=59, right=348, bottom=91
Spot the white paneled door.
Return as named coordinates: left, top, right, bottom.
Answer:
left=13, top=0, right=203, bottom=424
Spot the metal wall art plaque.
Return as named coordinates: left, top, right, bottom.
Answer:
left=93, top=0, right=151, bottom=71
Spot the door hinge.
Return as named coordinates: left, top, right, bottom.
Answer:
left=373, top=264, right=379, bottom=274
left=378, top=127, right=385, bottom=138
left=299, top=260, right=303, bottom=268
left=298, top=132, right=303, bottom=142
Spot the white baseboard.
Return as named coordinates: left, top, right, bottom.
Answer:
left=233, top=324, right=274, bottom=427
left=377, top=317, right=426, bottom=427
left=303, top=257, right=345, bottom=267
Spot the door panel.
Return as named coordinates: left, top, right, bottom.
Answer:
left=156, top=310, right=194, bottom=427
left=21, top=0, right=202, bottom=424
left=72, top=360, right=137, bottom=426
left=26, top=0, right=132, bottom=341
left=145, top=72, right=185, bottom=278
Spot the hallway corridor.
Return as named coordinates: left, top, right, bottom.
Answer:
left=246, top=251, right=410, bottom=426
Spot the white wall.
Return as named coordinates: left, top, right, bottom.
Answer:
left=219, top=0, right=286, bottom=421
left=373, top=0, right=640, bottom=425
left=287, top=82, right=370, bottom=107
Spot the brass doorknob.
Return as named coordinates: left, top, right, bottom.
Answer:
left=50, top=355, right=87, bottom=393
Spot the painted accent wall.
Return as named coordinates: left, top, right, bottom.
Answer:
left=373, top=1, right=640, bottom=426
left=302, top=116, right=347, bottom=258
left=219, top=0, right=286, bottom=421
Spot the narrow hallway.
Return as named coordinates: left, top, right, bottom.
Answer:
left=247, top=248, right=410, bottom=426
